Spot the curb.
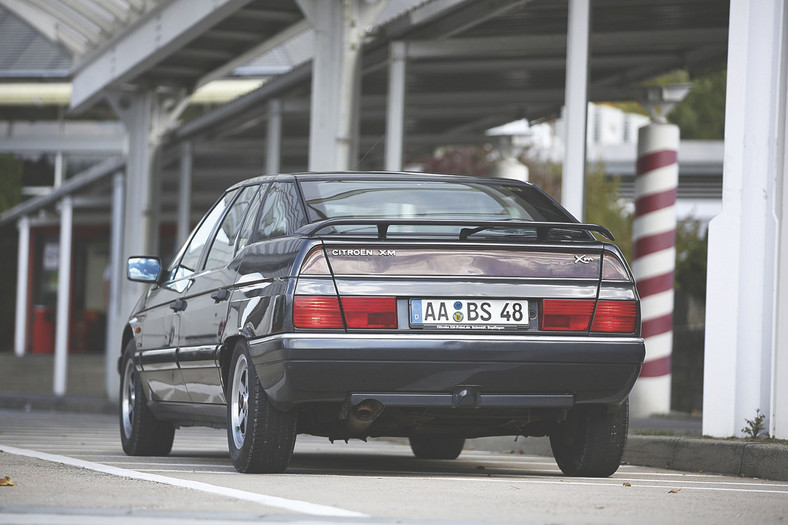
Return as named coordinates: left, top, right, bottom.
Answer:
left=467, top=434, right=788, bottom=481
left=624, top=435, right=788, bottom=481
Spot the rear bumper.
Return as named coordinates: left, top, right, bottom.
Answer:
left=248, top=332, right=645, bottom=411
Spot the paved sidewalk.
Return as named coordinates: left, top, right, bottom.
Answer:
left=1, top=389, right=786, bottom=481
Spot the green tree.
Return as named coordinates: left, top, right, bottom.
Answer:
left=0, top=154, right=23, bottom=212
left=675, top=218, right=708, bottom=301
left=668, top=70, right=726, bottom=140
left=583, top=164, right=633, bottom=263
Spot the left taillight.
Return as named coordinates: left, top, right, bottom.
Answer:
left=293, top=296, right=344, bottom=329
left=293, top=296, right=397, bottom=329
left=342, top=297, right=397, bottom=329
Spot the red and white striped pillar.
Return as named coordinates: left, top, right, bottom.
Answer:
left=630, top=122, right=679, bottom=417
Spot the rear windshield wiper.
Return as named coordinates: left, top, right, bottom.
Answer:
left=302, top=219, right=615, bottom=241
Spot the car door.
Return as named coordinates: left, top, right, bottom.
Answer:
left=177, top=184, right=262, bottom=404
left=139, top=188, right=240, bottom=404
left=135, top=278, right=189, bottom=403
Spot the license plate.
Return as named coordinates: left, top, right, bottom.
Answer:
left=410, top=299, right=530, bottom=330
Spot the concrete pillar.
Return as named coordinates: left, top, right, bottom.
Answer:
left=630, top=122, right=679, bottom=417
left=266, top=99, right=282, bottom=175
left=561, top=0, right=590, bottom=220
left=177, top=141, right=193, bottom=247
left=704, top=0, right=787, bottom=438
left=385, top=41, right=407, bottom=172
left=14, top=216, right=30, bottom=357
left=298, top=0, right=388, bottom=171
left=105, top=171, right=125, bottom=401
left=54, top=196, right=73, bottom=396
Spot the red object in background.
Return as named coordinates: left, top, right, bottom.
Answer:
left=31, top=305, right=54, bottom=354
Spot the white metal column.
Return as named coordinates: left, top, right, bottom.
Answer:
left=266, top=99, right=282, bottom=174
left=177, top=141, right=193, bottom=246
left=298, top=0, right=388, bottom=171
left=561, top=0, right=590, bottom=220
left=53, top=196, right=73, bottom=396
left=54, top=152, right=64, bottom=187
left=105, top=171, right=125, bottom=401
left=704, top=0, right=787, bottom=439
left=107, top=90, right=166, bottom=337
left=14, top=215, right=30, bottom=357
left=385, top=41, right=407, bottom=172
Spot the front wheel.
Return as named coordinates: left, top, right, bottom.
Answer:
left=119, top=340, right=175, bottom=456
left=549, top=399, right=629, bottom=477
left=227, top=340, right=297, bottom=473
left=409, top=435, right=465, bottom=460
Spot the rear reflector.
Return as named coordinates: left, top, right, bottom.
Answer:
left=341, top=297, right=397, bottom=329
left=541, top=299, right=594, bottom=331
left=293, top=296, right=397, bottom=329
left=293, top=296, right=343, bottom=329
left=591, top=301, right=638, bottom=333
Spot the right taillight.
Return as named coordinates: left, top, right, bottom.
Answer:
left=541, top=299, right=595, bottom=331
left=591, top=300, right=638, bottom=333
left=541, top=299, right=637, bottom=334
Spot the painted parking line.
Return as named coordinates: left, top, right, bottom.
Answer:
left=0, top=444, right=368, bottom=519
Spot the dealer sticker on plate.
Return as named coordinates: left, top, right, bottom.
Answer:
left=410, top=299, right=529, bottom=330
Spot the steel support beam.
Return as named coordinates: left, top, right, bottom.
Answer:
left=13, top=216, right=30, bottom=357
left=69, top=0, right=254, bottom=113
left=561, top=0, right=590, bottom=220
left=53, top=195, right=73, bottom=396
left=385, top=42, right=407, bottom=171
left=177, top=141, right=193, bottom=246
left=405, top=29, right=728, bottom=59
left=266, top=99, right=282, bottom=175
left=105, top=171, right=125, bottom=401
left=298, top=0, right=388, bottom=171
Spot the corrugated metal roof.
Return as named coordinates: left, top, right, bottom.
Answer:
left=0, top=5, right=72, bottom=77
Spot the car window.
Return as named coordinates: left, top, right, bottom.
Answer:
left=236, top=183, right=269, bottom=253
left=168, top=189, right=239, bottom=282
left=298, top=179, right=571, bottom=236
left=256, top=182, right=307, bottom=240
left=204, top=185, right=260, bottom=270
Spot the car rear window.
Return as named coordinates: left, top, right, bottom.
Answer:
left=299, top=179, right=571, bottom=235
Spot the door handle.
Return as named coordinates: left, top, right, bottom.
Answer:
left=211, top=289, right=231, bottom=303
left=169, top=298, right=187, bottom=312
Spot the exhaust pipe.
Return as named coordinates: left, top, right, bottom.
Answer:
left=341, top=399, right=384, bottom=434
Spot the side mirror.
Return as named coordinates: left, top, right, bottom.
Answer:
left=127, top=256, right=162, bottom=283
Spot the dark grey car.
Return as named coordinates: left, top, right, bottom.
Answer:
left=120, top=172, right=644, bottom=476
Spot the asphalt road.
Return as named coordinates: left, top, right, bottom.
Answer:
left=0, top=409, right=786, bottom=525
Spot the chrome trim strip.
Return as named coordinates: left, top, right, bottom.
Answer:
left=249, top=332, right=642, bottom=346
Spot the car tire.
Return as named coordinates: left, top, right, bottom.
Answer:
left=227, top=340, right=297, bottom=473
left=409, top=435, right=465, bottom=460
left=549, top=399, right=629, bottom=477
left=119, top=340, right=175, bottom=456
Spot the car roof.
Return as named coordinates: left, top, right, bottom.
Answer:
left=227, top=171, right=536, bottom=191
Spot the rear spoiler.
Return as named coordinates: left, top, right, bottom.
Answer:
left=300, top=219, right=615, bottom=241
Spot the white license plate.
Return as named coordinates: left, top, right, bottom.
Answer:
left=410, top=299, right=529, bottom=329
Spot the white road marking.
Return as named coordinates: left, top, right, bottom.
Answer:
left=0, top=444, right=368, bottom=519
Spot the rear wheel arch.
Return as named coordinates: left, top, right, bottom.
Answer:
left=220, top=335, right=246, bottom=397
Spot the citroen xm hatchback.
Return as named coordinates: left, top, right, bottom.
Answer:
left=120, top=172, right=644, bottom=476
